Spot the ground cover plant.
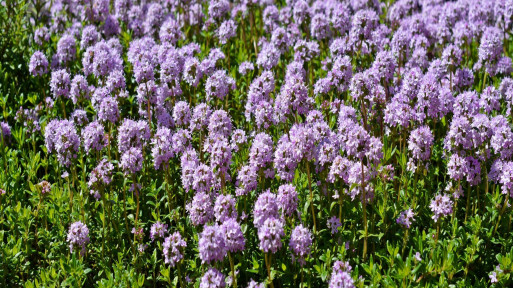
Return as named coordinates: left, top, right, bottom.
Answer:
left=2, top=0, right=513, bottom=287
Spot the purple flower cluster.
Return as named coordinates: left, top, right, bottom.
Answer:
left=67, top=221, right=90, bottom=256
left=163, top=231, right=187, bottom=267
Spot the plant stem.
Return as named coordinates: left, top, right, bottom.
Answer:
left=306, top=163, right=317, bottom=233
left=228, top=251, right=237, bottom=288
left=265, top=253, right=274, bottom=288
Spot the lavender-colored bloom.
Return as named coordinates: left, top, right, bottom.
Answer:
left=192, top=163, right=213, bottom=193
left=104, top=15, right=121, bottom=37
left=38, top=180, right=51, bottom=195
left=150, top=221, right=168, bottom=241
left=29, top=51, right=49, bottom=76
left=253, top=190, right=279, bottom=228
left=173, top=101, right=191, bottom=127
left=199, top=224, right=226, bottom=264
left=190, top=103, right=212, bottom=132
left=396, top=209, right=415, bottom=228
left=70, top=75, right=90, bottom=104
left=183, top=57, right=202, bottom=87
left=277, top=184, right=298, bottom=218
left=214, top=194, right=236, bottom=223
left=44, top=119, right=80, bottom=167
left=217, top=19, right=237, bottom=45
left=447, top=154, right=467, bottom=182
left=327, top=216, right=342, bottom=235
left=88, top=159, right=114, bottom=198
left=247, top=279, right=265, bottom=288
left=329, top=261, right=355, bottom=288
left=50, top=69, right=71, bottom=99
left=249, top=132, right=274, bottom=170
left=408, top=126, right=434, bottom=162
left=257, top=43, right=281, bottom=70
left=80, top=25, right=99, bottom=49
left=239, top=61, right=254, bottom=76
left=1, top=122, right=11, bottom=141
left=120, top=147, right=143, bottom=175
left=160, top=18, right=183, bottom=44
left=187, top=192, right=213, bottom=226
left=98, top=97, right=120, bottom=124
left=491, top=115, right=513, bottom=159
left=151, top=127, right=174, bottom=170
left=258, top=217, right=284, bottom=254
left=311, top=13, right=331, bottom=40
left=430, top=194, right=453, bottom=223
left=205, top=70, right=236, bottom=102
left=163, top=231, right=186, bottom=267
left=221, top=218, right=245, bottom=253
left=208, top=0, right=229, bottom=19
left=34, top=27, right=50, bottom=46
left=289, top=224, right=312, bottom=265
left=117, top=119, right=150, bottom=153
left=67, top=221, right=89, bottom=255
left=82, top=121, right=107, bottom=154
left=235, top=164, right=258, bottom=196
left=172, top=129, right=192, bottom=155
left=208, top=110, right=232, bottom=138
left=231, top=129, right=247, bottom=152
left=56, top=34, right=76, bottom=66
left=200, top=268, right=226, bottom=288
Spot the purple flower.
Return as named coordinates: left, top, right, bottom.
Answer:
left=289, top=224, right=312, bottom=266
left=247, top=279, right=265, bottom=288
left=221, top=218, right=245, bottom=253
left=29, top=51, right=49, bottom=76
left=50, top=69, right=71, bottom=99
left=327, top=216, right=342, bottom=235
left=56, top=34, right=76, bottom=66
left=208, top=109, right=232, bottom=138
left=408, top=126, right=434, bottom=162
left=150, top=221, right=168, bottom=242
left=163, top=231, right=187, bottom=267
left=70, top=75, right=90, bottom=105
left=82, top=120, right=107, bottom=154
left=253, top=190, right=279, bottom=228
left=117, top=119, right=150, bottom=154
left=88, top=159, right=114, bottom=198
left=173, top=101, right=191, bottom=127
left=205, top=70, right=236, bottom=102
left=258, top=217, right=284, bottom=254
left=44, top=119, right=80, bottom=167
left=217, top=19, right=237, bottom=44
left=34, top=27, right=50, bottom=46
left=329, top=261, right=355, bottom=288
left=38, top=180, right=51, bottom=195
left=230, top=129, right=247, bottom=152
left=214, top=194, right=236, bottom=223
left=257, top=43, right=281, bottom=70
left=200, top=268, right=226, bottom=288
left=249, top=132, right=274, bottom=170
left=1, top=121, right=11, bottom=140
left=160, top=18, right=183, bottom=44
left=277, top=184, right=298, bottom=218
left=235, top=164, right=258, bottom=196
left=430, top=194, right=453, bottom=223
left=199, top=224, right=226, bottom=264
left=187, top=192, right=213, bottom=226
left=396, top=209, right=415, bottom=228
left=67, top=221, right=89, bottom=256
left=98, top=97, right=120, bottom=124
left=238, top=61, right=254, bottom=76
left=151, top=127, right=174, bottom=170
left=190, top=103, right=212, bottom=132
left=120, top=147, right=143, bottom=175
